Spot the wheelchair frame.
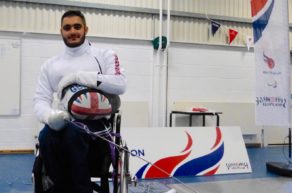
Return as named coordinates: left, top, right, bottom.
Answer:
left=32, top=113, right=132, bottom=193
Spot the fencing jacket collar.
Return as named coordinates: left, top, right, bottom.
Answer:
left=65, top=39, right=90, bottom=57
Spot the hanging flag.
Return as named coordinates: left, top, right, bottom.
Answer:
left=228, top=29, right=238, bottom=44
left=210, top=20, right=221, bottom=36
left=246, top=35, right=253, bottom=51
left=251, top=0, right=290, bottom=127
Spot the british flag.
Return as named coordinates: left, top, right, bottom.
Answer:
left=71, top=91, right=112, bottom=120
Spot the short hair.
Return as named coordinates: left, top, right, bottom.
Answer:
left=61, top=10, right=86, bottom=26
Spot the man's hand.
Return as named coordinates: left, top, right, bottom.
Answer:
left=47, top=110, right=70, bottom=131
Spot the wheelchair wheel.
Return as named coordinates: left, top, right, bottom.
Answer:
left=32, top=151, right=53, bottom=193
left=117, top=145, right=130, bottom=193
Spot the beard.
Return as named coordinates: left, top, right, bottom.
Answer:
left=62, top=34, right=86, bottom=48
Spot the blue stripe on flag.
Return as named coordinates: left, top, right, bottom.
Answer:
left=252, top=0, right=274, bottom=43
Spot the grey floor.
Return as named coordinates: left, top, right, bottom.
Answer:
left=0, top=146, right=292, bottom=193
left=170, top=177, right=292, bottom=193
left=166, top=146, right=292, bottom=193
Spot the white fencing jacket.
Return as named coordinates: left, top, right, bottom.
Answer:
left=33, top=39, right=126, bottom=123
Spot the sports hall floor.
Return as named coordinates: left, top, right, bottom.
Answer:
left=0, top=146, right=291, bottom=193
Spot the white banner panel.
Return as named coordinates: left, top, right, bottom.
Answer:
left=251, top=0, right=291, bottom=126
left=122, top=126, right=251, bottom=179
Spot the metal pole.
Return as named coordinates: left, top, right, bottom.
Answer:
left=289, top=128, right=291, bottom=158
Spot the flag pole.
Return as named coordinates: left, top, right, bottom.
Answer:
left=289, top=128, right=291, bottom=159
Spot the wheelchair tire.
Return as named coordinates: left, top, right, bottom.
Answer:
left=117, top=145, right=130, bottom=193
left=32, top=155, right=44, bottom=193
left=32, top=155, right=53, bottom=193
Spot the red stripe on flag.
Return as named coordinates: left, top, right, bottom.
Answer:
left=251, top=0, right=268, bottom=17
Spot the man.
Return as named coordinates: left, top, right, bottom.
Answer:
left=33, top=10, right=126, bottom=193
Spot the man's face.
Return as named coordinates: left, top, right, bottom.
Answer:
left=61, top=16, right=88, bottom=48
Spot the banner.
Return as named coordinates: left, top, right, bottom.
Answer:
left=228, top=29, right=238, bottom=44
left=246, top=35, right=253, bottom=51
left=122, top=126, right=251, bottom=179
left=251, top=0, right=291, bottom=126
left=210, top=20, right=221, bottom=36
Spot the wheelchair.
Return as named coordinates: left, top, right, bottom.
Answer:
left=32, top=113, right=132, bottom=193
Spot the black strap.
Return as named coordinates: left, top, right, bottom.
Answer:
left=94, top=57, right=102, bottom=74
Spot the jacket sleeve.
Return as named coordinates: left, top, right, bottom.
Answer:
left=33, top=63, right=54, bottom=123
left=96, top=49, right=127, bottom=95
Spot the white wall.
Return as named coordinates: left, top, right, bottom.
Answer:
left=168, top=44, right=256, bottom=103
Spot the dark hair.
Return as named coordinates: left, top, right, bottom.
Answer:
left=61, top=10, right=86, bottom=26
